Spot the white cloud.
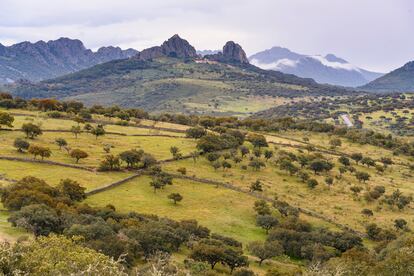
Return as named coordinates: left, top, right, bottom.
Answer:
left=250, top=58, right=298, bottom=71
left=310, top=55, right=360, bottom=72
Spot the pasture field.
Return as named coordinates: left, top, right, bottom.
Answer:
left=0, top=160, right=132, bottom=191
left=1, top=107, right=414, bottom=274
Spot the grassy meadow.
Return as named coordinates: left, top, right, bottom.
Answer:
left=1, top=108, right=414, bottom=273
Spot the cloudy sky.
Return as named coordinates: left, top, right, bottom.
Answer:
left=0, top=0, right=412, bottom=72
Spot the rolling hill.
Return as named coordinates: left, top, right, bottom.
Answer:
left=7, top=35, right=357, bottom=115
left=361, top=60, right=414, bottom=92
left=249, top=46, right=383, bottom=87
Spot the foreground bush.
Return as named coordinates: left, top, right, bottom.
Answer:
left=0, top=235, right=126, bottom=276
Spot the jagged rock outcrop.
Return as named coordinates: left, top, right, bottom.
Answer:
left=0, top=38, right=138, bottom=83
left=136, top=34, right=197, bottom=60
left=206, top=41, right=249, bottom=64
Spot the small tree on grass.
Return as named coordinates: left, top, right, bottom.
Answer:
left=361, top=157, right=375, bottom=168
left=240, top=146, right=250, bottom=158
left=325, top=177, right=334, bottom=187
left=170, top=146, right=182, bottom=160
left=249, top=159, right=265, bottom=171
left=58, top=178, right=86, bottom=201
left=256, top=215, right=278, bottom=233
left=206, top=152, right=220, bottom=162
left=190, top=151, right=199, bottom=163
left=222, top=160, right=232, bottom=171
left=99, top=155, right=121, bottom=171
left=71, top=125, right=81, bottom=138
left=248, top=241, right=283, bottom=266
left=366, top=223, right=382, bottom=240
left=141, top=153, right=157, bottom=169
left=307, top=179, right=318, bottom=189
left=355, top=171, right=370, bottom=183
left=309, top=159, right=333, bottom=175
left=253, top=200, right=271, bottom=216
left=298, top=171, right=309, bottom=182
left=150, top=179, right=163, bottom=193
left=28, top=145, right=51, bottom=160
left=279, top=159, right=298, bottom=176
left=264, top=150, right=273, bottom=161
left=338, top=156, right=350, bottom=166
left=14, top=138, right=30, bottom=152
left=177, top=167, right=187, bottom=175
left=73, top=116, right=85, bottom=125
left=22, top=123, right=42, bottom=139
left=361, top=208, right=373, bottom=217
left=233, top=156, right=242, bottom=164
left=250, top=180, right=263, bottom=192
left=350, top=186, right=362, bottom=195
left=339, top=166, right=347, bottom=175
left=0, top=112, right=14, bottom=128
left=91, top=124, right=105, bottom=139
left=253, top=148, right=261, bottom=158
left=247, top=134, right=268, bottom=148
left=394, top=218, right=408, bottom=231
left=329, top=138, right=342, bottom=149
left=168, top=193, right=183, bottom=204
left=55, top=138, right=67, bottom=149
left=83, top=123, right=93, bottom=132
left=103, top=144, right=112, bottom=153
left=380, top=157, right=394, bottom=168
left=351, top=153, right=363, bottom=164
left=70, top=149, right=88, bottom=163
left=212, top=161, right=221, bottom=171
left=119, top=149, right=143, bottom=168
left=186, top=127, right=207, bottom=139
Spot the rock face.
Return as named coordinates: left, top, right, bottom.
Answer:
left=0, top=38, right=138, bottom=83
left=205, top=41, right=249, bottom=64
left=136, top=34, right=197, bottom=60
left=222, top=41, right=249, bottom=63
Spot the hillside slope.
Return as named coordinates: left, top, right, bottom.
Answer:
left=0, top=38, right=137, bottom=83
left=8, top=35, right=357, bottom=115
left=250, top=46, right=383, bottom=87
left=361, top=61, right=414, bottom=92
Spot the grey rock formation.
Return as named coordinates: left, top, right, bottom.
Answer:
left=0, top=38, right=138, bottom=83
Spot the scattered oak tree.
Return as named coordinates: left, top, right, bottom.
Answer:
left=70, top=149, right=88, bottom=163
left=13, top=138, right=30, bottom=152
left=22, top=123, right=42, bottom=139
left=168, top=193, right=183, bottom=204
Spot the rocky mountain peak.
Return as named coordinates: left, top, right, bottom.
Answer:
left=161, top=34, right=197, bottom=58
left=137, top=34, right=197, bottom=60
left=222, top=41, right=249, bottom=63
left=205, top=41, right=249, bottom=64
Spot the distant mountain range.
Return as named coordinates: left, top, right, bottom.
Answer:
left=7, top=35, right=357, bottom=115
left=249, top=46, right=383, bottom=87
left=0, top=38, right=137, bottom=83
left=360, top=61, right=414, bottom=92
left=197, top=50, right=219, bottom=56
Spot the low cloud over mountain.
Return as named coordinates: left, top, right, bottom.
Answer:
left=250, top=47, right=383, bottom=87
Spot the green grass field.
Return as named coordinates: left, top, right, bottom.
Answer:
left=2, top=108, right=414, bottom=274
left=0, top=123, right=196, bottom=167
left=0, top=160, right=131, bottom=191
left=86, top=175, right=266, bottom=244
